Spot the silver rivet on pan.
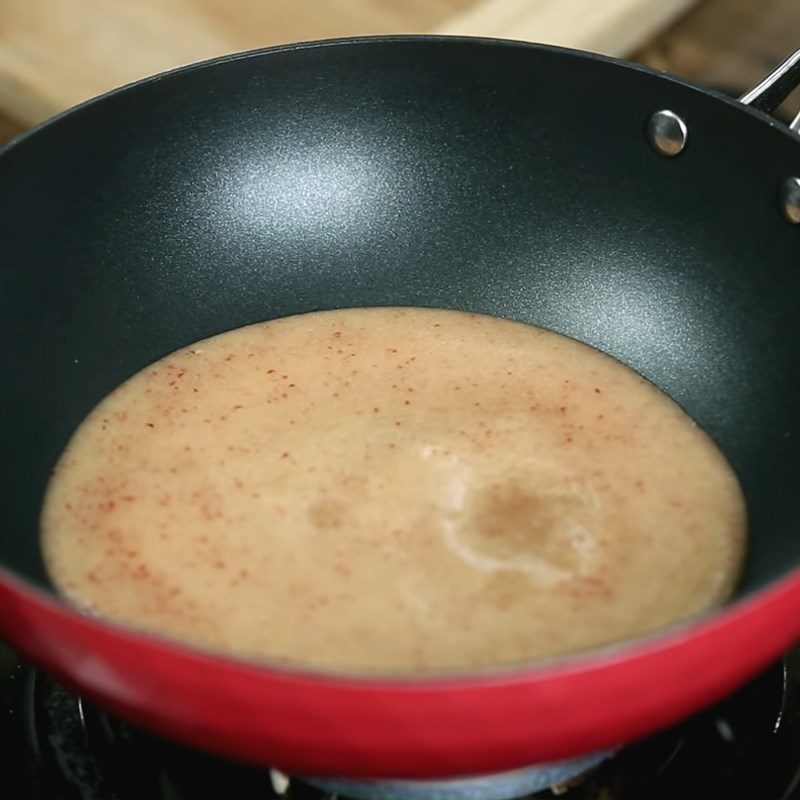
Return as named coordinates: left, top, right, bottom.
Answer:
left=646, top=110, right=688, bottom=157
left=780, top=176, right=800, bottom=224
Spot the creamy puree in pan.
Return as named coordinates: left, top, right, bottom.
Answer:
left=41, top=308, right=746, bottom=673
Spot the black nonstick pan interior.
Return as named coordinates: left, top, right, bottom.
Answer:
left=1, top=37, right=800, bottom=603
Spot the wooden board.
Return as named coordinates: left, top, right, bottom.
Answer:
left=0, top=0, right=696, bottom=128
left=633, top=0, right=800, bottom=119
left=435, top=0, right=697, bottom=56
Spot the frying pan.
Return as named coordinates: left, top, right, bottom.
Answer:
left=1, top=35, right=800, bottom=782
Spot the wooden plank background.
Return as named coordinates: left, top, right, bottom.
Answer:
left=0, top=0, right=695, bottom=130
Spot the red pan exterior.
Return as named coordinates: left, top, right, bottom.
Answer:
left=2, top=567, right=800, bottom=779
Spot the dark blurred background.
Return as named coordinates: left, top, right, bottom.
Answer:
left=0, top=0, right=798, bottom=147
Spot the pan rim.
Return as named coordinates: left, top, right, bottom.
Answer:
left=2, top=556, right=798, bottom=687
left=1, top=33, right=799, bottom=160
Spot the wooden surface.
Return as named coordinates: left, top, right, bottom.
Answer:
left=435, top=0, right=695, bottom=58
left=0, top=0, right=696, bottom=129
left=633, top=0, right=800, bottom=119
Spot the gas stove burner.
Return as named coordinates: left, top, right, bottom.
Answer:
left=3, top=641, right=800, bottom=799
left=302, top=750, right=612, bottom=800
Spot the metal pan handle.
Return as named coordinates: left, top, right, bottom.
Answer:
left=738, top=46, right=800, bottom=134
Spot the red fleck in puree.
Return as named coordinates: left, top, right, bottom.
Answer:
left=41, top=308, right=746, bottom=673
